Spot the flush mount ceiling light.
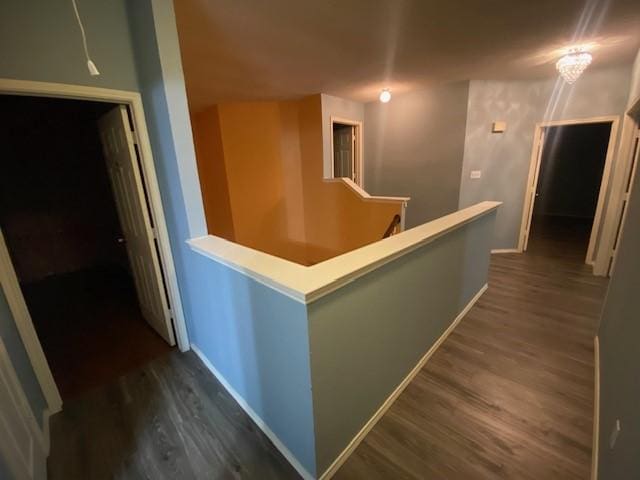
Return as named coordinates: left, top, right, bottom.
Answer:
left=556, top=48, right=592, bottom=84
left=379, top=88, right=391, bottom=103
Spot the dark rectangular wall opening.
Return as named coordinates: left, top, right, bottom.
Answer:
left=0, top=95, right=171, bottom=399
left=529, top=122, right=611, bottom=259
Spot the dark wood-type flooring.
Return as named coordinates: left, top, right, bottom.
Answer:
left=336, top=215, right=608, bottom=479
left=23, top=267, right=171, bottom=399
left=48, top=351, right=299, bottom=480
left=47, top=215, right=608, bottom=479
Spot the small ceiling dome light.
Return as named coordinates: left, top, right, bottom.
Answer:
left=556, top=48, right=592, bottom=84
left=379, top=88, right=391, bottom=103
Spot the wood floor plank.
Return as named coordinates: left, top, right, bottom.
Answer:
left=48, top=351, right=300, bottom=480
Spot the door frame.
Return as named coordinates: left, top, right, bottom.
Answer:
left=594, top=95, right=640, bottom=276
left=517, top=115, right=620, bottom=266
left=0, top=79, right=190, bottom=420
left=330, top=116, right=364, bottom=187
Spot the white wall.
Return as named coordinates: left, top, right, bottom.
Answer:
left=459, top=65, right=632, bottom=249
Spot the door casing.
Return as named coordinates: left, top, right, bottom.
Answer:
left=330, top=116, right=364, bottom=187
left=518, top=115, right=620, bottom=269
left=594, top=96, right=640, bottom=276
left=0, top=79, right=190, bottom=436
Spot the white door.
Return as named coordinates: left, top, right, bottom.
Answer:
left=609, top=125, right=640, bottom=275
left=333, top=125, right=355, bottom=180
left=522, top=129, right=546, bottom=251
left=98, top=106, right=175, bottom=345
left=0, top=337, right=47, bottom=480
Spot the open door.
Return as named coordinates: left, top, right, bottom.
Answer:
left=609, top=125, right=640, bottom=275
left=520, top=129, right=546, bottom=251
left=0, top=337, right=46, bottom=480
left=333, top=124, right=355, bottom=181
left=98, top=106, right=175, bottom=345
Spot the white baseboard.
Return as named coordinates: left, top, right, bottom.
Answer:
left=189, top=344, right=314, bottom=480
left=591, top=336, right=600, bottom=480
left=318, top=283, right=489, bottom=480
left=491, top=248, right=521, bottom=254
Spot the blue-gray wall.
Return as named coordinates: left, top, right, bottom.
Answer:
left=308, top=209, right=496, bottom=475
left=364, top=82, right=471, bottom=228
left=459, top=65, right=632, bottom=249
left=0, top=0, right=138, bottom=90
left=128, top=0, right=318, bottom=475
left=597, top=48, right=640, bottom=480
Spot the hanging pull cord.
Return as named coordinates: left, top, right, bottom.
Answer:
left=71, top=0, right=100, bottom=76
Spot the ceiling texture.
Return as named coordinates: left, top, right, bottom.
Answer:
left=175, top=0, right=640, bottom=111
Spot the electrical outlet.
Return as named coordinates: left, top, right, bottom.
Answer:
left=470, top=170, right=482, bottom=179
left=609, top=419, right=621, bottom=449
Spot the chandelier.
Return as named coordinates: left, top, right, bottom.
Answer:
left=556, top=49, right=593, bottom=84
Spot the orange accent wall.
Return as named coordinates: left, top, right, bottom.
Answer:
left=191, top=106, right=235, bottom=240
left=192, top=95, right=403, bottom=265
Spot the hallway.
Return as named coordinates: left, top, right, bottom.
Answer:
left=336, top=235, right=608, bottom=478
left=46, top=238, right=608, bottom=479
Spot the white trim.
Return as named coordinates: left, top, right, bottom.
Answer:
left=325, top=177, right=410, bottom=204
left=330, top=116, right=364, bottom=187
left=491, top=248, right=521, bottom=254
left=188, top=201, right=500, bottom=304
left=0, top=79, right=191, bottom=419
left=594, top=97, right=640, bottom=276
left=517, top=116, right=619, bottom=266
left=0, top=229, right=62, bottom=415
left=324, top=177, right=410, bottom=231
left=190, top=344, right=314, bottom=480
left=319, top=283, right=489, bottom=480
left=591, top=335, right=600, bottom=480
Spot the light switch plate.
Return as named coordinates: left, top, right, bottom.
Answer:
left=470, top=170, right=482, bottom=179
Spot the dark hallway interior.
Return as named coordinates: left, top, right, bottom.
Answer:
left=0, top=95, right=171, bottom=400
left=529, top=122, right=611, bottom=263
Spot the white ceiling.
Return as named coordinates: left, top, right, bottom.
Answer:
left=175, top=0, right=640, bottom=111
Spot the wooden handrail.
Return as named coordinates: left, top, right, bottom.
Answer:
left=383, top=214, right=402, bottom=239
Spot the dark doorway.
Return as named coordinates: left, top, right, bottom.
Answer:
left=528, top=122, right=611, bottom=262
left=0, top=95, right=172, bottom=400
left=332, top=120, right=362, bottom=184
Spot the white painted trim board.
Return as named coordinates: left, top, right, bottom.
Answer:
left=0, top=229, right=62, bottom=415
left=188, top=201, right=500, bottom=304
left=190, top=344, right=315, bottom=480
left=591, top=335, right=600, bottom=480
